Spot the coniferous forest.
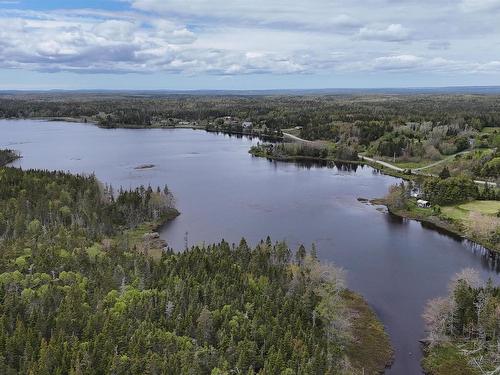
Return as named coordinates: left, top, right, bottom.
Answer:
left=0, top=163, right=391, bottom=374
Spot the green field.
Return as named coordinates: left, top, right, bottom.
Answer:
left=480, top=127, right=499, bottom=134
left=442, top=200, right=500, bottom=220
left=393, top=160, right=437, bottom=169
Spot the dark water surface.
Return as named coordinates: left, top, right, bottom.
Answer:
left=2, top=120, right=499, bottom=374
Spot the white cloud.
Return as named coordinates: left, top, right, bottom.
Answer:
left=128, top=0, right=362, bottom=32
left=460, top=0, right=500, bottom=12
left=0, top=0, right=499, bottom=79
left=358, top=24, right=411, bottom=42
left=0, top=11, right=197, bottom=73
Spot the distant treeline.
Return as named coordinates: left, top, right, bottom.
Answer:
left=1, top=93, right=499, bottom=131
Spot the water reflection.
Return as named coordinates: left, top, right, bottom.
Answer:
left=260, top=157, right=362, bottom=171
left=388, top=213, right=500, bottom=273
left=464, top=240, right=500, bottom=273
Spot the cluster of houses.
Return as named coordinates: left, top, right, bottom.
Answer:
left=222, top=116, right=253, bottom=129
left=150, top=116, right=255, bottom=129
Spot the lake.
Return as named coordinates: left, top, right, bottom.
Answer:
left=1, top=119, right=498, bottom=374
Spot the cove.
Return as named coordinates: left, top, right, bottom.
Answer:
left=1, top=119, right=499, bottom=374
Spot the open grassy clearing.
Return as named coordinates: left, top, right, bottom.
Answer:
left=442, top=200, right=500, bottom=220
left=386, top=196, right=500, bottom=253
left=480, top=127, right=500, bottom=134
left=439, top=200, right=500, bottom=251
left=393, top=160, right=438, bottom=169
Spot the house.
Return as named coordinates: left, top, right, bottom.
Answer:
left=242, top=121, right=253, bottom=129
left=222, top=116, right=240, bottom=126
left=417, top=199, right=431, bottom=208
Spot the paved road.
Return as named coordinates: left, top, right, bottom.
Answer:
left=360, top=155, right=497, bottom=187
left=282, top=132, right=314, bottom=143
left=359, top=155, right=405, bottom=172
left=285, top=135, right=497, bottom=187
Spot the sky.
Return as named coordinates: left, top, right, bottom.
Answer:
left=0, top=0, right=499, bottom=90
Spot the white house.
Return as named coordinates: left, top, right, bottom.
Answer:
left=417, top=199, right=431, bottom=208
left=242, top=121, right=253, bottom=129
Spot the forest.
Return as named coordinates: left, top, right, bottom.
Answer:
left=1, top=93, right=500, bottom=131
left=0, top=163, right=391, bottom=374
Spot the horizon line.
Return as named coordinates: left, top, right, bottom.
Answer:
left=2, top=85, right=500, bottom=94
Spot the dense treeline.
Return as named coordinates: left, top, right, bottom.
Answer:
left=1, top=93, right=499, bottom=132
left=249, top=142, right=358, bottom=162
left=0, top=166, right=389, bottom=374
left=423, top=269, right=500, bottom=374
left=423, top=177, right=479, bottom=205
left=0, top=168, right=177, bottom=241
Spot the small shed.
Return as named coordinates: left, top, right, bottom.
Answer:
left=417, top=199, right=431, bottom=208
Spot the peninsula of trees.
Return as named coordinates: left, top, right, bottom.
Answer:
left=0, top=162, right=392, bottom=374
left=0, top=149, right=19, bottom=167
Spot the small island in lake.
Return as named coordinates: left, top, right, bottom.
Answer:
left=134, top=163, right=156, bottom=170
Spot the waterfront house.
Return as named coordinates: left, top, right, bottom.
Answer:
left=417, top=199, right=431, bottom=208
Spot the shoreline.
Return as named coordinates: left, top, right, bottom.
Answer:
left=1, top=118, right=393, bottom=373
left=373, top=199, right=499, bottom=254
left=6, top=117, right=495, bottom=255
left=5, top=116, right=284, bottom=141
left=249, top=149, right=498, bottom=255
left=344, top=290, right=394, bottom=374
left=5, top=117, right=494, bottom=373
left=248, top=148, right=365, bottom=165
left=0, top=150, right=21, bottom=167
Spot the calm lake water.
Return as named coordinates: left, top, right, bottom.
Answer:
left=2, top=119, right=499, bottom=374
